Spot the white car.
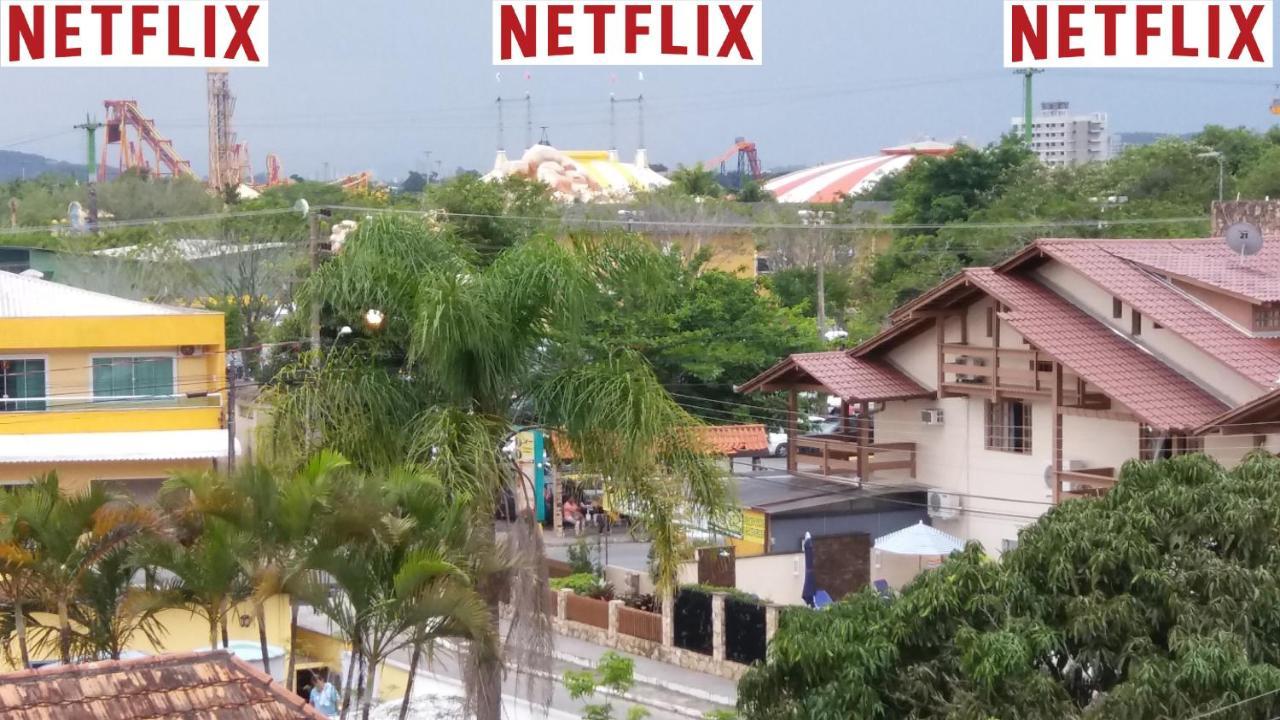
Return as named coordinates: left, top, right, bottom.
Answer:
left=767, top=430, right=788, bottom=457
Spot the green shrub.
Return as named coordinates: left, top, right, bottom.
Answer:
left=552, top=573, right=615, bottom=600
left=568, top=538, right=596, bottom=575
left=680, top=584, right=762, bottom=605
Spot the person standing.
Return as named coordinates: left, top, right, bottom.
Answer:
left=309, top=671, right=340, bottom=717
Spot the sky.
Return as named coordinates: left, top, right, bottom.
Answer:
left=1, top=0, right=1278, bottom=182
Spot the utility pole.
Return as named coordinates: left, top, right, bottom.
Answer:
left=73, top=115, right=103, bottom=228
left=226, top=355, right=238, bottom=473
left=800, top=210, right=833, bottom=341
left=308, top=213, right=321, bottom=358
left=1015, top=69, right=1043, bottom=145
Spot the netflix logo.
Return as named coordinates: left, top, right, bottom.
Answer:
left=1, top=0, right=267, bottom=67
left=1005, top=0, right=1272, bottom=68
left=493, top=0, right=762, bottom=65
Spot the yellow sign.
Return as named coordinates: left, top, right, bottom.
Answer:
left=742, top=509, right=767, bottom=547
left=728, top=508, right=768, bottom=557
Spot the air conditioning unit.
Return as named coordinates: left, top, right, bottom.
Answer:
left=927, top=489, right=961, bottom=520
left=921, top=408, right=945, bottom=425
left=1062, top=459, right=1087, bottom=471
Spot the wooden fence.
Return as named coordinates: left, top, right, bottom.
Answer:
left=565, top=593, right=609, bottom=629
left=617, top=606, right=662, bottom=643
left=547, top=559, right=574, bottom=578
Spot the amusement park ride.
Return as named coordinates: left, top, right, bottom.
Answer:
left=94, top=70, right=370, bottom=193
left=707, top=137, right=761, bottom=189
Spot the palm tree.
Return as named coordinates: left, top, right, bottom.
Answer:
left=266, top=216, right=732, bottom=720
left=27, top=546, right=170, bottom=662
left=2, top=474, right=164, bottom=663
left=0, top=488, right=40, bottom=668
left=146, top=485, right=250, bottom=652
left=302, top=468, right=493, bottom=720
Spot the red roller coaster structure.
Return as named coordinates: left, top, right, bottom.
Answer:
left=707, top=137, right=762, bottom=188
left=99, top=100, right=195, bottom=182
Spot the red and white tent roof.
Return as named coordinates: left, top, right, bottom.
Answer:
left=765, top=142, right=954, bottom=204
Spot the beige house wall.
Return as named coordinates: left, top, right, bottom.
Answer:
left=1034, top=262, right=1263, bottom=406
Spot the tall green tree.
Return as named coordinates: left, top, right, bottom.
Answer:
left=266, top=215, right=731, bottom=720
left=739, top=452, right=1280, bottom=720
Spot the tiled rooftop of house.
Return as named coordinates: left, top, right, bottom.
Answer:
left=740, top=351, right=932, bottom=403
left=1107, top=239, right=1280, bottom=303
left=694, top=423, right=770, bottom=455
left=553, top=423, right=770, bottom=460
left=968, top=269, right=1229, bottom=430
left=0, top=650, right=326, bottom=720
left=1032, top=240, right=1280, bottom=387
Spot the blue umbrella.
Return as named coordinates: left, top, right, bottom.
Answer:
left=801, top=533, right=816, bottom=607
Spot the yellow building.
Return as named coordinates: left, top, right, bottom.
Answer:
left=0, top=270, right=229, bottom=496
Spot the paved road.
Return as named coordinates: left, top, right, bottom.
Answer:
left=298, top=607, right=735, bottom=719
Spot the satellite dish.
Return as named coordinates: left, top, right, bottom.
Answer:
left=293, top=198, right=310, bottom=219
left=1224, top=221, right=1264, bottom=256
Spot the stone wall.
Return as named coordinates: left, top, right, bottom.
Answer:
left=503, top=588, right=788, bottom=681
left=1212, top=201, right=1280, bottom=236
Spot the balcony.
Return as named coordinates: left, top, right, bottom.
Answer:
left=0, top=393, right=223, bottom=436
left=940, top=343, right=1111, bottom=408
left=0, top=393, right=222, bottom=413
left=1057, top=467, right=1117, bottom=500
left=792, top=434, right=916, bottom=484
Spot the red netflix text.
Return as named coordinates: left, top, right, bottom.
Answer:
left=2, top=0, right=268, bottom=67
left=493, top=1, right=762, bottom=66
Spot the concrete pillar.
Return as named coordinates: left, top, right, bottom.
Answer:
left=660, top=590, right=675, bottom=648
left=607, top=599, right=623, bottom=642
left=553, top=471, right=564, bottom=537
left=712, top=592, right=726, bottom=662
left=765, top=605, right=780, bottom=645
left=557, top=589, right=571, bottom=622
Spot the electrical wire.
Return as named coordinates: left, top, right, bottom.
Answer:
left=1185, top=687, right=1280, bottom=720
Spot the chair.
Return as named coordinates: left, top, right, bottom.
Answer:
left=873, top=579, right=892, bottom=600
left=813, top=590, right=834, bottom=609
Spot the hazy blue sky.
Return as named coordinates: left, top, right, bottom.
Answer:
left=1, top=0, right=1277, bottom=181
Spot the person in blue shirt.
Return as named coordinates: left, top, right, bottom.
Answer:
left=308, top=671, right=340, bottom=717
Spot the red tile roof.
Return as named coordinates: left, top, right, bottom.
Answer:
left=1108, top=240, right=1280, bottom=303
left=0, top=650, right=327, bottom=720
left=739, top=351, right=933, bottom=402
left=1034, top=239, right=1280, bottom=388
left=1195, top=387, right=1280, bottom=436
left=552, top=424, right=769, bottom=460
left=694, top=424, right=770, bottom=455
left=967, top=268, right=1229, bottom=430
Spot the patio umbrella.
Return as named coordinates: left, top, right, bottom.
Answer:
left=874, top=521, right=964, bottom=556
left=800, top=532, right=816, bottom=607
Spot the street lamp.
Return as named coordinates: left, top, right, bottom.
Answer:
left=1196, top=151, right=1225, bottom=203
left=364, top=308, right=385, bottom=331
left=328, top=326, right=353, bottom=359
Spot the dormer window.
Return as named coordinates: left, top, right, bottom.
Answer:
left=1254, top=304, right=1280, bottom=333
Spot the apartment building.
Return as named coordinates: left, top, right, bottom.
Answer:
left=1012, top=101, right=1111, bottom=166
left=742, top=238, right=1280, bottom=554
left=0, top=271, right=230, bottom=498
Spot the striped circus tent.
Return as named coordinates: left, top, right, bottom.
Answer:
left=766, top=141, right=954, bottom=204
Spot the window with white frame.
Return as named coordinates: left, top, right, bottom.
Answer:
left=91, top=357, right=175, bottom=401
left=985, top=398, right=1032, bottom=454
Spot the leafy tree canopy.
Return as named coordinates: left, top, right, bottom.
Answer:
left=739, top=452, right=1280, bottom=720
left=578, top=249, right=819, bottom=423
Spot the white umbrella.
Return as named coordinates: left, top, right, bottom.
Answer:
left=874, top=521, right=965, bottom=556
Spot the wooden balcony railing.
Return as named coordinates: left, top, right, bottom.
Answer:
left=793, top=435, right=916, bottom=482
left=1057, top=467, right=1117, bottom=500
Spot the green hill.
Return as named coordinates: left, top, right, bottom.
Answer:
left=0, top=150, right=86, bottom=182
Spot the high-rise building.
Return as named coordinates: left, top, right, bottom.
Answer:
left=1011, top=101, right=1110, bottom=166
